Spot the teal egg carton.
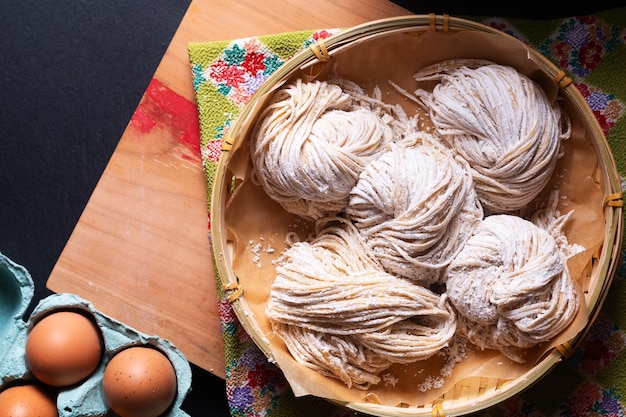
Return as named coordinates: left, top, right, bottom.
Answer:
left=0, top=252, right=192, bottom=416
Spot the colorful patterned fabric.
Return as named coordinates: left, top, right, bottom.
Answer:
left=188, top=8, right=626, bottom=417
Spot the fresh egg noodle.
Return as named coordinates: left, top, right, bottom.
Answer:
left=267, top=219, right=456, bottom=389
left=446, top=214, right=579, bottom=363
left=413, top=60, right=571, bottom=213
left=346, top=132, right=483, bottom=285
left=271, top=322, right=393, bottom=390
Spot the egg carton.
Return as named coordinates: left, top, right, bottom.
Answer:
left=0, top=252, right=192, bottom=417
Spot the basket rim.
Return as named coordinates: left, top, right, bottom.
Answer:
left=210, top=14, right=624, bottom=417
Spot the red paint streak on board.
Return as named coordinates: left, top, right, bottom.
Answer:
left=132, top=107, right=157, bottom=132
left=130, top=78, right=201, bottom=157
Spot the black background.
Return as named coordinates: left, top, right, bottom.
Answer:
left=0, top=1, right=229, bottom=416
left=1, top=1, right=623, bottom=416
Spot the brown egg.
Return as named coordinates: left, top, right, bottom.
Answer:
left=25, top=310, right=103, bottom=387
left=102, top=346, right=177, bottom=417
left=0, top=384, right=58, bottom=417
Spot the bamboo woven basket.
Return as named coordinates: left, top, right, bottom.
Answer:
left=211, top=15, right=624, bottom=417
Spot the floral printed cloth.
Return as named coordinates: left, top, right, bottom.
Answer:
left=188, top=8, right=626, bottom=417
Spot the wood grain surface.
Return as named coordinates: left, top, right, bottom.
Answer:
left=47, top=0, right=410, bottom=379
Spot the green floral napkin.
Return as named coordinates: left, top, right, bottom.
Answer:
left=188, top=8, right=626, bottom=416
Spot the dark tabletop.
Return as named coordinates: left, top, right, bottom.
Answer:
left=1, top=1, right=623, bottom=416
left=0, top=1, right=229, bottom=416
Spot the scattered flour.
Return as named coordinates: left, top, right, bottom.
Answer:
left=418, top=374, right=445, bottom=392
left=439, top=336, right=468, bottom=377
left=382, top=373, right=399, bottom=387
left=248, top=236, right=277, bottom=268
left=417, top=336, right=468, bottom=392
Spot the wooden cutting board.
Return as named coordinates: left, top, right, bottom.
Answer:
left=47, top=0, right=410, bottom=378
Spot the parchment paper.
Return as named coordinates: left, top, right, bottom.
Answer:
left=222, top=27, right=606, bottom=407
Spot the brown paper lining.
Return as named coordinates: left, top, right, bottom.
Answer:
left=220, top=27, right=606, bottom=408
